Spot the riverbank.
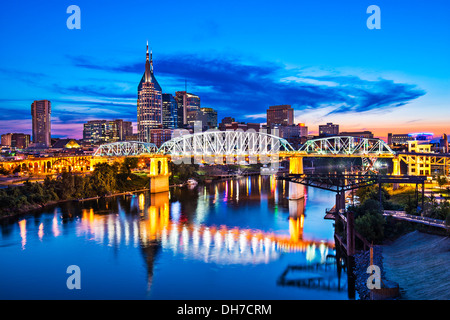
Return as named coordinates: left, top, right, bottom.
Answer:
left=0, top=187, right=154, bottom=222
left=382, top=230, right=450, bottom=300
left=0, top=183, right=189, bottom=222
left=0, top=199, right=72, bottom=222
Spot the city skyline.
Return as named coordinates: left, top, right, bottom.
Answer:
left=0, top=1, right=449, bottom=140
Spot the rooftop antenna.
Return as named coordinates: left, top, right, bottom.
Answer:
left=185, top=78, right=187, bottom=92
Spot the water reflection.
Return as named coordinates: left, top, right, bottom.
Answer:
left=1, top=175, right=346, bottom=299
left=73, top=191, right=332, bottom=266
left=19, top=219, right=26, bottom=250
left=11, top=176, right=333, bottom=261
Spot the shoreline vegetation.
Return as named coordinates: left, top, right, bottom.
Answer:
left=0, top=160, right=146, bottom=220
left=0, top=160, right=258, bottom=221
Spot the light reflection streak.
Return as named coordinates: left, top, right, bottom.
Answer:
left=19, top=219, right=26, bottom=250
left=52, top=213, right=60, bottom=237
left=68, top=189, right=333, bottom=266
left=38, top=222, right=44, bottom=241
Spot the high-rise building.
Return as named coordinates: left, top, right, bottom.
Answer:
left=1, top=134, right=11, bottom=147
left=1, top=133, right=30, bottom=149
left=115, top=119, right=133, bottom=141
left=83, top=119, right=133, bottom=144
left=162, top=94, right=178, bottom=129
left=175, top=91, right=200, bottom=127
left=83, top=120, right=104, bottom=144
left=137, top=42, right=163, bottom=142
left=31, top=100, right=51, bottom=147
left=266, top=105, right=294, bottom=127
left=318, top=123, right=339, bottom=137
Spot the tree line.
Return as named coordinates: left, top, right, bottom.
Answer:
left=0, top=158, right=148, bottom=217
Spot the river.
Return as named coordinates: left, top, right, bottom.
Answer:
left=0, top=175, right=349, bottom=300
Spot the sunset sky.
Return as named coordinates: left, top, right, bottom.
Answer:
left=0, top=0, right=449, bottom=141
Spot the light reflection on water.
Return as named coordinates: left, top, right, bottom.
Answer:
left=0, top=175, right=347, bottom=300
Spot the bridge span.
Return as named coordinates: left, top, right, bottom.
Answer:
left=1, top=134, right=448, bottom=185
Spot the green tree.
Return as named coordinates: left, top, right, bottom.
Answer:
left=120, top=157, right=139, bottom=175
left=356, top=185, right=390, bottom=204
left=91, top=163, right=117, bottom=195
left=169, top=162, right=200, bottom=185
left=351, top=198, right=385, bottom=244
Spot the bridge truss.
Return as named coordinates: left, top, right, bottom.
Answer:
left=158, top=130, right=296, bottom=157
left=300, top=136, right=395, bottom=157
left=93, top=141, right=158, bottom=157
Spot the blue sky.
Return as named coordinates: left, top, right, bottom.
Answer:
left=0, top=0, right=449, bottom=139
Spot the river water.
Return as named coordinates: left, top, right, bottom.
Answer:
left=0, top=175, right=349, bottom=300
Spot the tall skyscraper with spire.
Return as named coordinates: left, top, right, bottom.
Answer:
left=137, top=42, right=162, bottom=142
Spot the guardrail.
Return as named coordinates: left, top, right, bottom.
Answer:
left=383, top=210, right=448, bottom=229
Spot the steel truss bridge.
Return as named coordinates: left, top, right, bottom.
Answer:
left=158, top=130, right=295, bottom=157
left=2, top=133, right=449, bottom=176
left=299, top=136, right=395, bottom=157
left=91, top=134, right=395, bottom=159
left=93, top=141, right=158, bottom=157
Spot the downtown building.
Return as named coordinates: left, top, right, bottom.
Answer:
left=265, top=104, right=308, bottom=147
left=31, top=100, right=51, bottom=148
left=137, top=43, right=163, bottom=142
left=318, top=122, right=339, bottom=137
left=275, top=124, right=309, bottom=149
left=195, top=107, right=218, bottom=130
left=339, top=131, right=374, bottom=139
left=175, top=91, right=200, bottom=128
left=1, top=133, right=30, bottom=149
left=149, top=128, right=173, bottom=148
left=219, top=120, right=261, bottom=132
left=83, top=119, right=133, bottom=145
left=266, top=105, right=294, bottom=128
left=162, top=93, right=178, bottom=129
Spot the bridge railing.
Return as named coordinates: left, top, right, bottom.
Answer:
left=299, top=136, right=395, bottom=156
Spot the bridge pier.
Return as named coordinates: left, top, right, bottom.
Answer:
left=392, top=158, right=401, bottom=190
left=148, top=156, right=169, bottom=193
